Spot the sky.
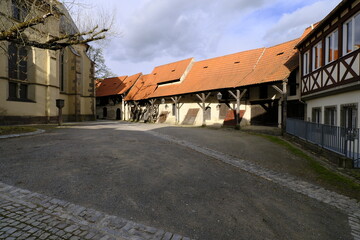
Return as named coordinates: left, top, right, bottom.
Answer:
left=72, top=0, right=342, bottom=77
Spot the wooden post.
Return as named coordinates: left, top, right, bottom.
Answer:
left=149, top=99, right=157, bottom=123
left=121, top=98, right=125, bottom=121
left=272, top=80, right=288, bottom=135
left=282, top=80, right=288, bottom=134
left=228, top=89, right=247, bottom=129
left=171, top=96, right=182, bottom=124
left=196, top=92, right=211, bottom=126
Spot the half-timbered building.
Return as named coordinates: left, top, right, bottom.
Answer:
left=297, top=0, right=360, bottom=129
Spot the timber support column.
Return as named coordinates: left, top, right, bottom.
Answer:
left=196, top=92, right=211, bottom=127
left=282, top=80, right=288, bottom=134
left=272, top=79, right=288, bottom=135
left=228, top=89, right=247, bottom=129
left=149, top=99, right=157, bottom=123
left=171, top=96, right=182, bottom=124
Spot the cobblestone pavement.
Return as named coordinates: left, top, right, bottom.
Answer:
left=1, top=122, right=359, bottom=239
left=127, top=124, right=360, bottom=240
left=0, top=182, right=191, bottom=240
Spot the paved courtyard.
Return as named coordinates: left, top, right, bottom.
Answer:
left=0, top=121, right=359, bottom=239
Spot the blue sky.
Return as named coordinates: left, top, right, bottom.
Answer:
left=73, top=0, right=342, bottom=77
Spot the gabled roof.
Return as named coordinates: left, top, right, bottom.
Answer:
left=124, top=74, right=157, bottom=101
left=151, top=58, right=194, bottom=84
left=125, top=58, right=194, bottom=101
left=96, top=73, right=141, bottom=97
left=150, top=48, right=265, bottom=98
left=240, top=38, right=299, bottom=86
left=145, top=38, right=300, bottom=99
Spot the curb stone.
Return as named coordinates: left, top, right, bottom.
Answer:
left=0, top=129, right=45, bottom=139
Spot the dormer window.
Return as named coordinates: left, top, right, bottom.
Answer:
left=343, top=12, right=360, bottom=55
left=312, top=41, right=322, bottom=70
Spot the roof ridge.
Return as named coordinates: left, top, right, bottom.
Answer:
left=253, top=47, right=266, bottom=70
left=267, top=37, right=300, bottom=49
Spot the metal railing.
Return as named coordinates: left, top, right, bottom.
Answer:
left=286, top=118, right=360, bottom=168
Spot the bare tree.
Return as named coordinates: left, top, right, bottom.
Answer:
left=87, top=46, right=114, bottom=79
left=0, top=0, right=109, bottom=50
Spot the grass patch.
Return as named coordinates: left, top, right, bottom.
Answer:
left=0, top=126, right=37, bottom=136
left=259, top=134, right=360, bottom=198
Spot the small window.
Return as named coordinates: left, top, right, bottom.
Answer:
left=8, top=82, right=28, bottom=101
left=343, top=13, right=360, bottom=55
left=341, top=104, right=358, bottom=129
left=324, top=106, right=337, bottom=126
left=325, top=30, right=339, bottom=64
left=8, top=43, right=28, bottom=81
left=11, top=0, right=27, bottom=21
left=303, top=51, right=310, bottom=75
left=312, top=41, right=322, bottom=70
left=312, top=107, right=322, bottom=124
left=259, top=85, right=268, bottom=99
left=9, top=82, right=17, bottom=99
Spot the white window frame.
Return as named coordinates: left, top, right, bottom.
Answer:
left=303, top=51, right=310, bottom=75
left=343, top=12, right=360, bottom=55
left=312, top=41, right=322, bottom=71
left=325, top=30, right=338, bottom=64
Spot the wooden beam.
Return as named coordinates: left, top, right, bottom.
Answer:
left=272, top=85, right=284, bottom=95
left=228, top=89, right=246, bottom=128
left=282, top=80, right=288, bottom=135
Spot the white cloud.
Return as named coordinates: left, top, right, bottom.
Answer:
left=84, top=0, right=344, bottom=76
left=264, top=0, right=342, bottom=46
left=109, top=0, right=273, bottom=63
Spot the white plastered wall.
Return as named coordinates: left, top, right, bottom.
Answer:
left=305, top=90, right=360, bottom=128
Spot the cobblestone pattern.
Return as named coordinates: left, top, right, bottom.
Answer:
left=133, top=127, right=360, bottom=240
left=0, top=182, right=192, bottom=240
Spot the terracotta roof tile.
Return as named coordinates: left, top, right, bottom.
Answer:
left=149, top=48, right=265, bottom=98
left=151, top=58, right=194, bottom=84
left=96, top=73, right=141, bottom=97
left=125, top=58, right=194, bottom=101
left=240, top=38, right=299, bottom=86
left=125, top=38, right=302, bottom=101
left=124, top=74, right=157, bottom=101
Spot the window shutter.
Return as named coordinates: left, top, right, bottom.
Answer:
left=19, top=46, right=27, bottom=81
left=8, top=44, right=17, bottom=79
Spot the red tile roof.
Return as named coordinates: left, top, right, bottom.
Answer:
left=151, top=58, right=194, bottom=84
left=124, top=38, right=303, bottom=101
left=124, top=74, right=157, bottom=101
left=150, top=48, right=265, bottom=98
left=96, top=73, right=141, bottom=97
left=240, top=38, right=299, bottom=86
left=145, top=38, right=300, bottom=99
left=125, top=58, right=194, bottom=101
